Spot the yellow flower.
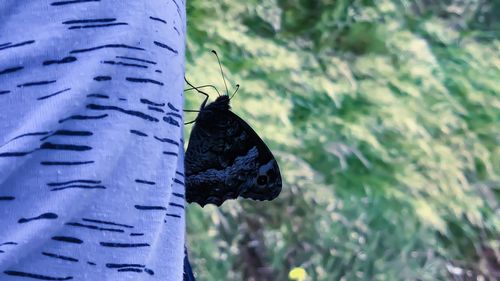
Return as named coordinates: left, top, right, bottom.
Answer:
left=289, top=267, right=307, bottom=281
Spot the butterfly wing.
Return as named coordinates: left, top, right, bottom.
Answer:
left=185, top=108, right=282, bottom=207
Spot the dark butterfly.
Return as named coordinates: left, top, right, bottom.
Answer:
left=184, top=51, right=282, bottom=207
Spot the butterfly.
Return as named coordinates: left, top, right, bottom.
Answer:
left=184, top=51, right=282, bottom=207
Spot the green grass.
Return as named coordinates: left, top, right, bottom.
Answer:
left=185, top=1, right=499, bottom=280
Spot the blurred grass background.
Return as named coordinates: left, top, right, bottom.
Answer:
left=183, top=1, right=499, bottom=280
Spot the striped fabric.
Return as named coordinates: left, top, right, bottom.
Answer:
left=0, top=1, right=187, bottom=280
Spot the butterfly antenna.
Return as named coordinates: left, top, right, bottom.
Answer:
left=211, top=50, right=229, bottom=96
left=230, top=84, right=240, bottom=100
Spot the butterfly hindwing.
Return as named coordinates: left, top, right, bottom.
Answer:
left=185, top=96, right=282, bottom=207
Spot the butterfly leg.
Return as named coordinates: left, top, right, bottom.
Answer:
left=183, top=108, right=200, bottom=125
left=184, top=85, right=221, bottom=96
left=184, top=119, right=197, bottom=125
left=184, top=78, right=211, bottom=109
left=183, top=79, right=214, bottom=124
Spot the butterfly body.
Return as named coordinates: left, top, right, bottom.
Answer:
left=185, top=95, right=282, bottom=207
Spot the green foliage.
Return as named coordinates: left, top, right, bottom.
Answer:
left=185, top=1, right=499, bottom=280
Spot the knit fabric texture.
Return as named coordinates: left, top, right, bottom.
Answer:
left=0, top=1, right=186, bottom=280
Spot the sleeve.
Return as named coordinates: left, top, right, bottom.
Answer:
left=0, top=1, right=186, bottom=280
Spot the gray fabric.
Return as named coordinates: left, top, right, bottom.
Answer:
left=0, top=0, right=186, bottom=280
